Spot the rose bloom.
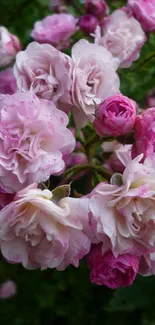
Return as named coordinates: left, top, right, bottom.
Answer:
left=50, top=0, right=65, bottom=12
left=0, top=27, right=21, bottom=67
left=128, top=0, right=155, bottom=32
left=94, top=94, right=137, bottom=137
left=0, top=188, right=14, bottom=210
left=0, top=92, right=75, bottom=193
left=146, top=88, right=155, bottom=107
left=14, top=42, right=73, bottom=105
left=79, top=14, right=99, bottom=34
left=95, top=9, right=146, bottom=68
left=0, top=280, right=17, bottom=299
left=65, top=152, right=88, bottom=167
left=132, top=108, right=155, bottom=160
left=88, top=153, right=155, bottom=257
left=87, top=244, right=139, bottom=288
left=0, top=184, right=90, bottom=270
left=0, top=68, right=17, bottom=95
left=71, top=39, right=120, bottom=128
left=31, top=14, right=78, bottom=50
left=85, top=0, right=109, bottom=18
left=103, top=142, right=132, bottom=174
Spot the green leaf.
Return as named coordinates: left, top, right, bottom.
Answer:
left=52, top=184, right=71, bottom=202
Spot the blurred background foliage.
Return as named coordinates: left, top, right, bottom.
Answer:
left=1, top=0, right=155, bottom=324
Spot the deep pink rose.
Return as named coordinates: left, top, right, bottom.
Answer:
left=0, top=92, right=75, bottom=193
left=85, top=0, right=109, bottom=18
left=0, top=27, right=21, bottom=67
left=87, top=245, right=139, bottom=288
left=0, top=280, right=17, bottom=299
left=65, top=152, right=88, bottom=167
left=132, top=108, right=155, bottom=160
left=95, top=8, right=146, bottom=68
left=31, top=14, right=78, bottom=50
left=128, top=0, right=155, bottom=32
left=94, top=94, right=136, bottom=137
left=79, top=14, right=99, bottom=34
left=14, top=42, right=73, bottom=105
left=134, top=108, right=155, bottom=160
left=0, top=188, right=14, bottom=210
left=0, top=68, right=17, bottom=95
left=0, top=184, right=90, bottom=270
left=146, top=89, right=155, bottom=107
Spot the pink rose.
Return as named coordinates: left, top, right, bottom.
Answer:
left=0, top=184, right=90, bottom=270
left=79, top=14, right=99, bottom=34
left=0, top=27, right=21, bottom=67
left=14, top=42, right=73, bottom=104
left=0, top=92, right=75, bottom=193
left=65, top=152, right=88, bottom=167
left=102, top=142, right=132, bottom=174
left=31, top=14, right=78, bottom=50
left=88, top=154, right=155, bottom=257
left=0, top=68, right=17, bottom=95
left=128, top=0, right=155, bottom=32
left=87, top=244, right=139, bottom=288
left=95, top=9, right=146, bottom=68
left=132, top=108, right=155, bottom=160
left=0, top=280, right=17, bottom=299
left=50, top=0, right=65, bottom=12
left=146, top=89, right=155, bottom=107
left=85, top=0, right=109, bottom=18
left=71, top=39, right=120, bottom=128
left=94, top=94, right=137, bottom=137
left=0, top=188, right=14, bottom=210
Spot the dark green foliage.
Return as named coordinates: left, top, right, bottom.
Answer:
left=1, top=0, right=155, bottom=324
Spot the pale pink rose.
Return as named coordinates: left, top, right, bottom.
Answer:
left=95, top=9, right=146, bottom=68
left=85, top=0, right=109, bottom=18
left=103, top=143, right=132, bottom=174
left=87, top=244, right=139, bottom=288
left=31, top=14, right=78, bottom=50
left=14, top=42, right=73, bottom=104
left=0, top=92, right=75, bottom=193
left=132, top=108, right=155, bottom=160
left=88, top=154, right=155, bottom=257
left=94, top=94, right=137, bottom=137
left=102, top=140, right=121, bottom=153
left=0, top=184, right=90, bottom=270
left=0, top=68, right=17, bottom=94
left=71, top=39, right=120, bottom=128
left=0, top=280, right=16, bottom=299
left=79, top=14, right=99, bottom=34
left=0, top=27, right=21, bottom=67
left=128, top=0, right=155, bottom=32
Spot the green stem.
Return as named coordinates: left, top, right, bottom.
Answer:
left=75, top=130, right=85, bottom=147
left=63, top=163, right=112, bottom=181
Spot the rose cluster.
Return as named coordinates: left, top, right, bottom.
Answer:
left=0, top=0, right=155, bottom=291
